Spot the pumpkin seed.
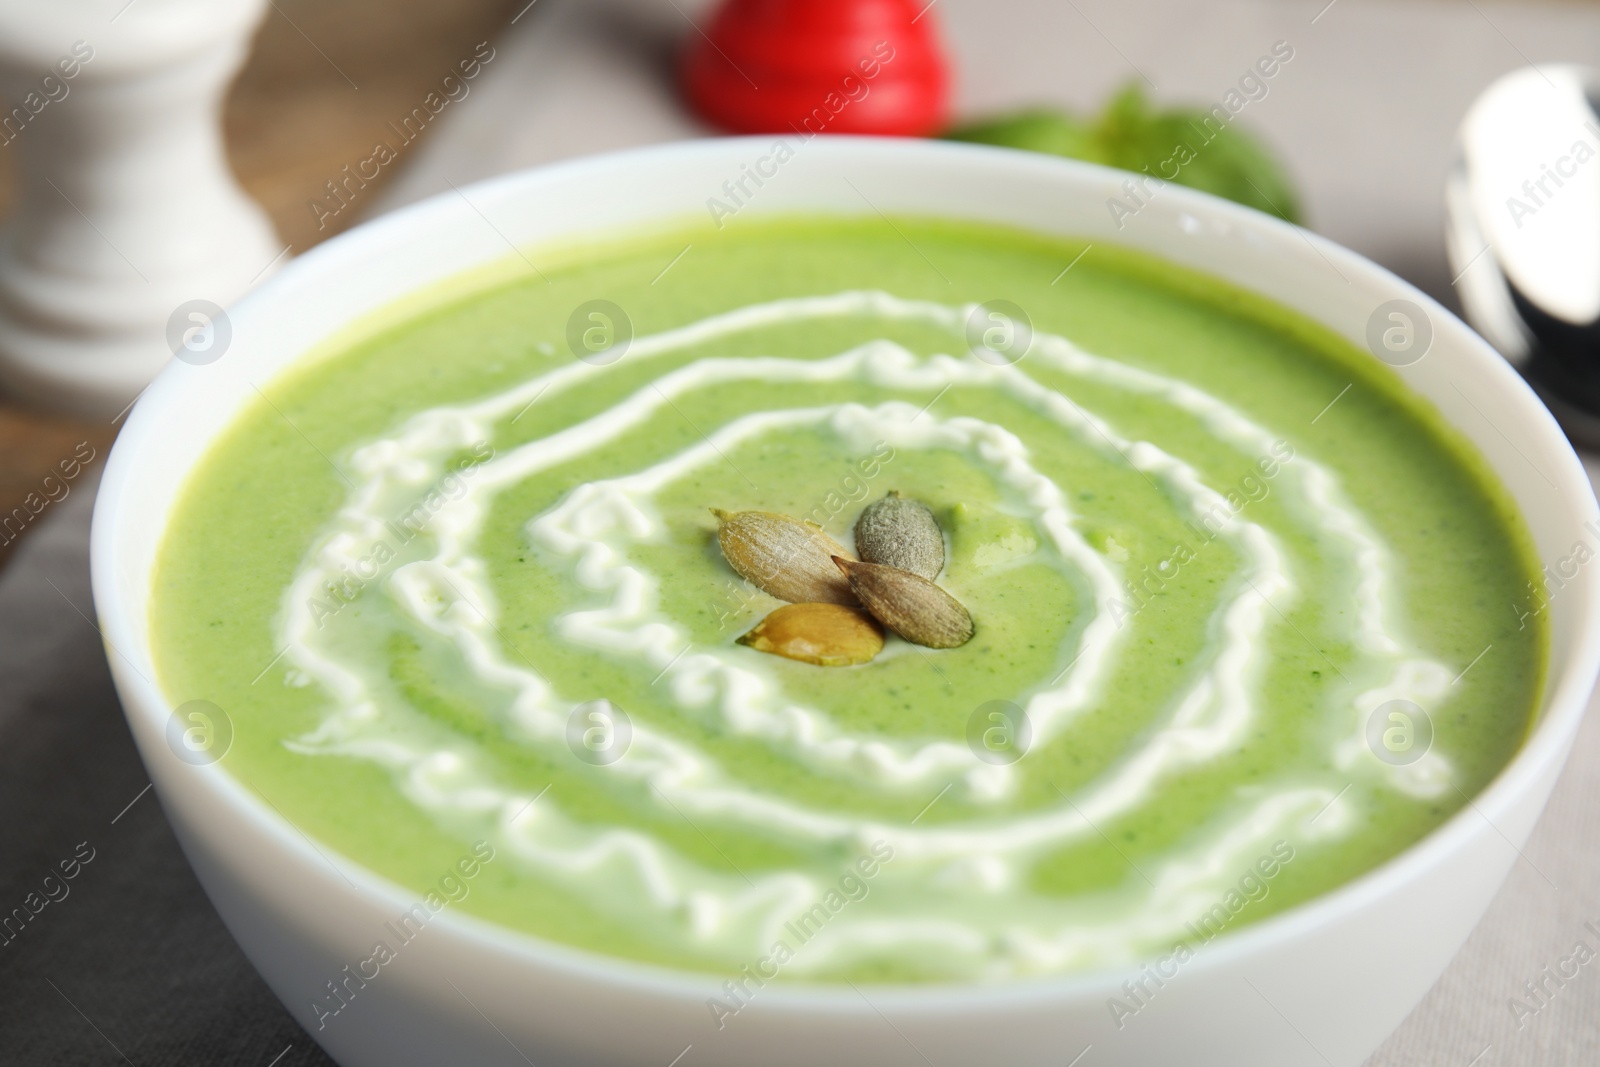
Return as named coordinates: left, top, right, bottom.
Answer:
left=832, top=557, right=974, bottom=649
left=712, top=509, right=856, bottom=605
left=736, top=602, right=884, bottom=666
left=854, top=490, right=945, bottom=579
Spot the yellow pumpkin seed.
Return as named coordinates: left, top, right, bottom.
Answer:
left=736, top=603, right=884, bottom=666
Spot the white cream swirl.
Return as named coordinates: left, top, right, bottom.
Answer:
left=273, top=292, right=1457, bottom=977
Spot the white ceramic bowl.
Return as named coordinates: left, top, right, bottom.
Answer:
left=92, top=137, right=1600, bottom=1067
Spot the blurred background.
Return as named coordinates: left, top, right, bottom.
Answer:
left=1, top=0, right=1599, bottom=572
left=2, top=2, right=1600, bottom=1064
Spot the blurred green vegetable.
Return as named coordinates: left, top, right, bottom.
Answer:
left=944, top=85, right=1302, bottom=225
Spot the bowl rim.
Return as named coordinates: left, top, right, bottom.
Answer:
left=91, top=134, right=1600, bottom=1012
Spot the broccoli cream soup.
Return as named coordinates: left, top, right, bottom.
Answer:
left=150, top=217, right=1545, bottom=984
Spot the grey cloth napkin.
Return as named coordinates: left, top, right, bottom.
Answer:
left=0, top=481, right=333, bottom=1066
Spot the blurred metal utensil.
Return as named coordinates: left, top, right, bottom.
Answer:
left=1447, top=63, right=1600, bottom=446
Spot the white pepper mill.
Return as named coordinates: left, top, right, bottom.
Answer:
left=0, top=0, right=282, bottom=417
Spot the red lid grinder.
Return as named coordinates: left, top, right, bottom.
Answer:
left=681, top=0, right=950, bottom=137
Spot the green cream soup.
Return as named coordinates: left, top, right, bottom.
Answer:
left=151, top=217, right=1545, bottom=984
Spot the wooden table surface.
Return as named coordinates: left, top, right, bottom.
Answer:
left=0, top=0, right=525, bottom=569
